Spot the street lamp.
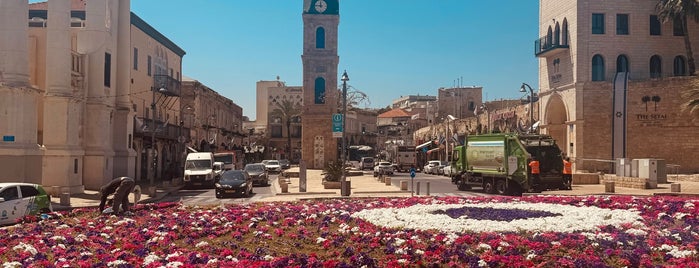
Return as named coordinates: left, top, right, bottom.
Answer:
left=340, top=70, right=350, bottom=196
left=520, top=83, right=536, bottom=133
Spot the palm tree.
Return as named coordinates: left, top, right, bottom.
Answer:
left=270, top=99, right=302, bottom=161
left=642, top=95, right=651, bottom=111
left=683, top=87, right=699, bottom=114
left=656, top=0, right=699, bottom=76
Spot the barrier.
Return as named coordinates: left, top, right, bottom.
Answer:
left=671, top=183, right=681, bottom=193
left=385, top=176, right=391, bottom=186
left=400, top=180, right=408, bottom=190
left=605, top=181, right=615, bottom=193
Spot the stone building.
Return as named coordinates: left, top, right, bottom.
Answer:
left=301, top=0, right=341, bottom=169
left=537, top=0, right=699, bottom=173
left=0, top=0, right=191, bottom=192
left=255, top=80, right=303, bottom=162
left=437, top=87, right=482, bottom=120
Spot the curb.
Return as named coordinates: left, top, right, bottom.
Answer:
left=52, top=186, right=182, bottom=212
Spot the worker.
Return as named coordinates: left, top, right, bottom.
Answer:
left=528, top=157, right=541, bottom=191
left=98, top=177, right=136, bottom=215
left=562, top=157, right=573, bottom=190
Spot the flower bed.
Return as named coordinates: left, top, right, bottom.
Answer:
left=1, top=195, right=698, bottom=267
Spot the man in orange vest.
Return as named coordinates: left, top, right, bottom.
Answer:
left=528, top=157, right=541, bottom=192
left=562, top=157, right=573, bottom=190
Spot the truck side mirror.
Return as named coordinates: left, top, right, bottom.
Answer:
left=0, top=197, right=4, bottom=202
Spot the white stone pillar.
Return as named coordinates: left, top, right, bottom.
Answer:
left=113, top=0, right=136, bottom=179
left=0, top=0, right=43, bottom=183
left=42, top=0, right=86, bottom=194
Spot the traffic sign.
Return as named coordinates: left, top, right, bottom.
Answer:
left=332, top=113, right=343, bottom=132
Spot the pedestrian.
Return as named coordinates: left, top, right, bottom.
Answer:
left=562, top=157, right=573, bottom=190
left=98, top=177, right=136, bottom=215
left=528, top=157, right=541, bottom=192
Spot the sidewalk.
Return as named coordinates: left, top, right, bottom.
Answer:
left=54, top=169, right=699, bottom=211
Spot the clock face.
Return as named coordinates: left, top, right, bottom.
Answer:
left=315, top=0, right=327, bottom=13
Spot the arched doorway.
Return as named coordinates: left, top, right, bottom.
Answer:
left=544, top=94, right=569, bottom=156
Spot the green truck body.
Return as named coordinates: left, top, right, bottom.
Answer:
left=450, top=133, right=566, bottom=195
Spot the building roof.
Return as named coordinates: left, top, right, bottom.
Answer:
left=377, top=108, right=411, bottom=118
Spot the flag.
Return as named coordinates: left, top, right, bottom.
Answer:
left=473, top=105, right=479, bottom=116
left=452, top=133, right=460, bottom=145
left=439, top=136, right=445, bottom=145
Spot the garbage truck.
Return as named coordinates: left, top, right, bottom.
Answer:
left=450, top=133, right=566, bottom=196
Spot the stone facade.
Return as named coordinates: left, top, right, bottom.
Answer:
left=538, top=0, right=699, bottom=173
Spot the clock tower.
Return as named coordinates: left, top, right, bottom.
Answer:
left=301, top=0, right=340, bottom=169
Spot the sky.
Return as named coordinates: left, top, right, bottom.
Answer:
left=34, top=0, right=541, bottom=121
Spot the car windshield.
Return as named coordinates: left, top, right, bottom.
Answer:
left=279, top=160, right=289, bottom=165
left=185, top=160, right=211, bottom=169
left=245, top=164, right=265, bottom=172
left=267, top=160, right=279, bottom=165
left=378, top=162, right=391, bottom=166
left=220, top=172, right=246, bottom=182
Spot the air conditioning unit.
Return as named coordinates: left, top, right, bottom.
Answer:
left=615, top=158, right=631, bottom=177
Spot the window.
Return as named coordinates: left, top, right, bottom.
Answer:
left=104, top=53, right=111, bottom=87
left=650, top=15, right=661, bottom=35
left=616, top=14, right=629, bottom=35
left=133, top=47, right=138, bottom=70
left=468, top=101, right=475, bottom=112
left=271, top=125, right=282, bottom=138
left=147, top=56, right=152, bottom=76
left=592, top=13, right=605, bottom=34
left=0, top=186, right=19, bottom=201
left=650, top=55, right=662, bottom=78
left=562, top=19, right=569, bottom=45
left=616, top=55, right=629, bottom=72
left=20, top=186, right=40, bottom=197
left=554, top=23, right=560, bottom=45
left=74, top=158, right=78, bottom=174
left=673, top=17, right=685, bottom=36
left=291, top=125, right=302, bottom=138
left=592, top=54, right=605, bottom=81
left=674, top=56, right=687, bottom=76
left=314, top=77, right=326, bottom=104
left=316, top=27, right=325, bottom=49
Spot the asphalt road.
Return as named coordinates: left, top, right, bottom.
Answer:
left=161, top=174, right=279, bottom=206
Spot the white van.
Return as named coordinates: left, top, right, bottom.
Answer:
left=184, top=152, right=216, bottom=187
left=360, top=157, right=375, bottom=170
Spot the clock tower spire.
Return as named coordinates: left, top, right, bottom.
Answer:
left=301, top=0, right=340, bottom=168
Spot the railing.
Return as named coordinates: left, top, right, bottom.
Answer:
left=135, top=117, right=189, bottom=141
left=153, top=74, right=181, bottom=97
left=534, top=35, right=569, bottom=56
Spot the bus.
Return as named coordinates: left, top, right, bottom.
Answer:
left=214, top=151, right=242, bottom=170
left=347, top=145, right=375, bottom=169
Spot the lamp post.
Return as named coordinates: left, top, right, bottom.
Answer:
left=520, top=83, right=536, bottom=133
left=340, top=70, right=350, bottom=196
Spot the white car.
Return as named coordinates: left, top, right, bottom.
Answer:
left=442, top=164, right=455, bottom=177
left=373, top=161, right=394, bottom=177
left=263, top=160, right=282, bottom=173
left=0, top=183, right=53, bottom=226
left=423, top=160, right=441, bottom=174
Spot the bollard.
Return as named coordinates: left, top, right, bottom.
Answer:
left=426, top=182, right=430, bottom=196
left=280, top=177, right=289, bottom=193
left=59, top=191, right=70, bottom=206
left=385, top=176, right=391, bottom=186
left=671, top=183, right=681, bottom=193
left=416, top=182, right=421, bottom=195
left=400, top=180, right=408, bottom=190
left=604, top=181, right=615, bottom=193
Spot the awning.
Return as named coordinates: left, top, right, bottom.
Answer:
left=415, top=141, right=432, bottom=150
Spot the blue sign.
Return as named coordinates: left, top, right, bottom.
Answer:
left=332, top=114, right=343, bottom=132
left=2, top=136, right=14, bottom=142
left=410, top=168, right=416, bottom=178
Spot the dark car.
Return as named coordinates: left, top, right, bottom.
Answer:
left=215, top=170, right=253, bottom=198
left=279, top=159, right=291, bottom=170
left=245, top=163, right=269, bottom=186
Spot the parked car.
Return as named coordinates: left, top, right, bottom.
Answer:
left=263, top=160, right=282, bottom=173
left=0, top=183, right=53, bottom=226
left=442, top=163, right=455, bottom=177
left=215, top=170, right=253, bottom=198
left=373, top=161, right=394, bottom=177
left=279, top=159, right=291, bottom=170
left=423, top=160, right=441, bottom=174
left=435, top=161, right=449, bottom=175
left=245, top=163, right=269, bottom=186
left=360, top=157, right=375, bottom=170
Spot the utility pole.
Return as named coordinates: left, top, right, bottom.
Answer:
left=340, top=70, right=350, bottom=196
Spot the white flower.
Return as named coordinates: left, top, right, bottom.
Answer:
left=415, top=249, right=425, bottom=255
left=165, top=261, right=184, bottom=267
left=107, top=260, right=128, bottom=267
left=166, top=251, right=181, bottom=261
left=478, top=259, right=489, bottom=267
left=316, top=237, right=327, bottom=244
left=2, top=262, right=22, bottom=268
left=264, top=255, right=274, bottom=261
left=625, top=228, right=648, bottom=236
left=207, top=258, right=218, bottom=264
left=12, top=242, right=38, bottom=256
left=478, top=243, right=492, bottom=251
left=195, top=241, right=209, bottom=248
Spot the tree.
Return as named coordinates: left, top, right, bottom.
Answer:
left=656, top=0, right=699, bottom=76
left=270, top=99, right=302, bottom=160
left=336, top=85, right=371, bottom=112
left=683, top=87, right=699, bottom=114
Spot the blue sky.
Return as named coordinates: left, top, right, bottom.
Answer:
left=34, top=0, right=540, bottom=120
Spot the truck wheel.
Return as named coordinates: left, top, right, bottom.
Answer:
left=495, top=180, right=507, bottom=195
left=457, top=181, right=471, bottom=191
left=483, top=180, right=495, bottom=194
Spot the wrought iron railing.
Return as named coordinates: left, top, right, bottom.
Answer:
left=153, top=74, right=181, bottom=97
left=534, top=35, right=569, bottom=56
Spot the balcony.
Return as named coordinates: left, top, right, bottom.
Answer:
left=153, top=74, right=181, bottom=97
left=71, top=51, right=85, bottom=90
left=135, top=117, right=189, bottom=141
left=534, top=36, right=569, bottom=57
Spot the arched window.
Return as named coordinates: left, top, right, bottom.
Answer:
left=650, top=55, right=662, bottom=78
left=546, top=26, right=553, bottom=48
left=562, top=19, right=569, bottom=45
left=592, top=54, right=605, bottom=81
left=674, top=56, right=687, bottom=76
left=316, top=27, right=325, bottom=49
left=314, top=77, right=326, bottom=104
left=554, top=23, right=561, bottom=45
left=616, top=55, right=629, bottom=72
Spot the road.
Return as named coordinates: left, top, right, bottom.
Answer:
left=161, top=174, right=279, bottom=206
